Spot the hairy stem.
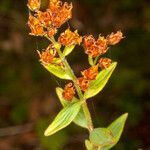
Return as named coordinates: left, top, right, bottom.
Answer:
left=48, top=36, right=94, bottom=132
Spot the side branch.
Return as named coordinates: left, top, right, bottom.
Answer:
left=48, top=36, right=94, bottom=132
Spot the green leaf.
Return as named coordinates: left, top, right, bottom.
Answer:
left=44, top=101, right=82, bottom=136
left=105, top=113, right=128, bottom=149
left=89, top=113, right=128, bottom=150
left=42, top=63, right=72, bottom=80
left=84, top=62, right=117, bottom=99
left=56, top=87, right=88, bottom=129
left=89, top=128, right=114, bottom=147
left=63, top=45, right=75, bottom=56
left=73, top=108, right=88, bottom=129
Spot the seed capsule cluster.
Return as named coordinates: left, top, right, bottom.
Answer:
left=28, top=0, right=73, bottom=37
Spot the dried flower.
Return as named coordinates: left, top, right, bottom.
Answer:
left=36, top=10, right=52, bottom=27
left=28, top=0, right=73, bottom=37
left=38, top=45, right=56, bottom=64
left=49, top=0, right=62, bottom=12
left=77, top=77, right=90, bottom=92
left=97, top=36, right=108, bottom=54
left=62, top=82, right=75, bottom=101
left=81, top=65, right=99, bottom=80
left=58, top=29, right=82, bottom=46
left=83, top=35, right=96, bottom=57
left=47, top=27, right=57, bottom=37
left=107, top=31, right=123, bottom=45
left=83, top=35, right=108, bottom=58
left=28, top=14, right=45, bottom=36
left=27, top=0, right=41, bottom=11
left=98, top=58, right=112, bottom=69
left=50, top=1, right=73, bottom=28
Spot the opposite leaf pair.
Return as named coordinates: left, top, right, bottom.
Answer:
left=85, top=113, right=128, bottom=150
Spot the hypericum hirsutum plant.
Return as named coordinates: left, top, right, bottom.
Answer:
left=27, top=0, right=128, bottom=149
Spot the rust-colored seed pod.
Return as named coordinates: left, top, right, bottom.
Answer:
left=47, top=27, right=57, bottom=37
left=50, top=2, right=73, bottom=28
left=83, top=35, right=108, bottom=58
left=27, top=0, right=41, bottom=11
left=82, top=65, right=99, bottom=80
left=28, top=14, right=45, bottom=36
left=62, top=83, right=75, bottom=101
left=49, top=0, right=63, bottom=12
left=36, top=10, right=52, bottom=27
left=38, top=45, right=56, bottom=64
left=39, top=50, right=54, bottom=64
left=96, top=36, right=108, bottom=54
left=28, top=0, right=73, bottom=37
left=107, top=31, right=123, bottom=45
left=58, top=28, right=82, bottom=46
left=99, top=58, right=112, bottom=69
left=77, top=77, right=90, bottom=92
left=86, top=45, right=101, bottom=58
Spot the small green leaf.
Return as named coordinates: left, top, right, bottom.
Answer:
left=44, top=101, right=82, bottom=136
left=43, top=63, right=72, bottom=80
left=84, top=62, right=117, bottom=99
left=56, top=87, right=88, bottom=129
left=89, top=128, right=114, bottom=147
left=63, top=45, right=75, bottom=56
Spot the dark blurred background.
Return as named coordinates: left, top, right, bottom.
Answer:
left=0, top=0, right=150, bottom=149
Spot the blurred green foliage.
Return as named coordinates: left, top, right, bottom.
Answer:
left=36, top=119, right=68, bottom=150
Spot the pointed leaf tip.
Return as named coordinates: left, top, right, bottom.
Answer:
left=104, top=113, right=128, bottom=149
left=63, top=45, right=75, bottom=56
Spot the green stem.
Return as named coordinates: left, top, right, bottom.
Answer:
left=88, top=55, right=94, bottom=66
left=82, top=102, right=93, bottom=132
left=94, top=56, right=99, bottom=65
left=48, top=36, right=94, bottom=132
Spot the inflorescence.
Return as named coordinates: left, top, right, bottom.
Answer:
left=27, top=0, right=123, bottom=101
